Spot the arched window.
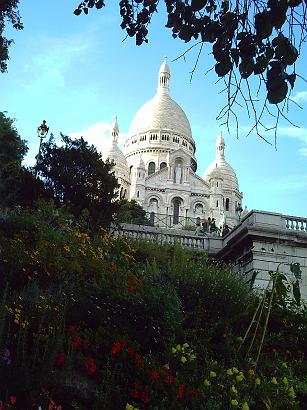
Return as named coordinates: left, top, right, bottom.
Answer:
left=160, top=162, right=167, bottom=170
left=225, top=198, right=230, bottom=211
left=172, top=197, right=181, bottom=225
left=148, top=162, right=156, bottom=175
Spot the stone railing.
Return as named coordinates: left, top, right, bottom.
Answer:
left=111, top=223, right=223, bottom=255
left=283, top=215, right=307, bottom=232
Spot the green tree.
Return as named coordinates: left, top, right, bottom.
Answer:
left=36, top=134, right=119, bottom=228
left=0, top=0, right=23, bottom=72
left=0, top=111, right=27, bottom=206
left=115, top=199, right=152, bottom=225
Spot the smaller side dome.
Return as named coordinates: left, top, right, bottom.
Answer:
left=203, top=133, right=239, bottom=189
left=105, top=117, right=129, bottom=178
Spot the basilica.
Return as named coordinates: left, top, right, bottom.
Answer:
left=106, top=58, right=243, bottom=229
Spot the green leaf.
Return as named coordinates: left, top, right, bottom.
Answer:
left=267, top=80, right=288, bottom=104
left=290, top=262, right=302, bottom=280
left=215, top=60, right=232, bottom=76
left=287, top=73, right=296, bottom=89
left=73, top=8, right=82, bottom=16
left=191, top=0, right=207, bottom=11
left=292, top=280, right=301, bottom=305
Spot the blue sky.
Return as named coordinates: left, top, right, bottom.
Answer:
left=1, top=0, right=307, bottom=217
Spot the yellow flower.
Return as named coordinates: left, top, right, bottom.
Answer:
left=189, top=353, right=197, bottom=360
left=204, top=379, right=211, bottom=386
left=63, top=245, right=70, bottom=252
left=236, top=336, right=243, bottom=342
left=232, top=367, right=239, bottom=374
left=171, top=347, right=177, bottom=354
left=176, top=344, right=181, bottom=351
left=283, top=377, right=289, bottom=385
left=255, top=377, right=261, bottom=385
left=181, top=356, right=187, bottom=363
left=236, top=374, right=244, bottom=382
left=288, top=386, right=296, bottom=400
left=210, top=371, right=217, bottom=378
left=227, top=369, right=233, bottom=375
left=241, top=403, right=250, bottom=410
left=230, top=385, right=238, bottom=395
left=248, top=369, right=255, bottom=377
left=182, top=342, right=189, bottom=348
left=231, top=399, right=239, bottom=407
left=125, top=404, right=134, bottom=410
left=271, top=377, right=278, bottom=385
left=163, top=363, right=170, bottom=370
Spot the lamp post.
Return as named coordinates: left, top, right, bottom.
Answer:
left=236, top=204, right=243, bottom=221
left=35, top=120, right=49, bottom=176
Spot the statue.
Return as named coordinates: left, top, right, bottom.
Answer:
left=174, top=164, right=182, bottom=184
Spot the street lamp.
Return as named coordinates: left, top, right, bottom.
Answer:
left=35, top=120, right=49, bottom=176
left=236, top=204, right=243, bottom=221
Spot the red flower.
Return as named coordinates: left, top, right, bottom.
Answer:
left=185, top=387, right=191, bottom=397
left=0, top=401, right=4, bottom=410
left=126, top=346, right=135, bottom=355
left=67, top=325, right=76, bottom=334
left=54, top=352, right=65, bottom=366
left=135, top=353, right=144, bottom=368
left=86, top=357, right=97, bottom=375
left=128, top=285, right=136, bottom=294
left=130, top=389, right=139, bottom=399
left=150, top=371, right=160, bottom=380
left=138, top=278, right=144, bottom=286
left=10, top=395, right=17, bottom=405
left=177, top=384, right=186, bottom=399
left=165, top=374, right=175, bottom=384
left=140, top=391, right=150, bottom=404
left=48, top=400, right=55, bottom=410
left=111, top=341, right=122, bottom=355
left=111, top=263, right=118, bottom=271
left=96, top=343, right=101, bottom=350
left=72, top=335, right=83, bottom=349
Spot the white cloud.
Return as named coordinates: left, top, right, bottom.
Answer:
left=69, top=121, right=127, bottom=159
left=291, top=91, right=307, bottom=104
left=22, top=33, right=95, bottom=90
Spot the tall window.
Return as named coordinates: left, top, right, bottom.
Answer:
left=225, top=198, right=230, bottom=211
left=148, top=162, right=156, bottom=175
left=160, top=162, right=167, bottom=170
left=173, top=198, right=181, bottom=225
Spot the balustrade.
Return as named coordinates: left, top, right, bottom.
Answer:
left=283, top=216, right=307, bottom=232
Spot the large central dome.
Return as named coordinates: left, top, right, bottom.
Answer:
left=128, top=92, right=192, bottom=139
left=125, top=59, right=195, bottom=149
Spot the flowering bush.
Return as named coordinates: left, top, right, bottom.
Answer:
left=0, top=205, right=306, bottom=408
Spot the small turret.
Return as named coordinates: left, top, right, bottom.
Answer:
left=157, top=57, right=170, bottom=94
left=111, top=116, right=119, bottom=143
left=216, top=132, right=225, bottom=161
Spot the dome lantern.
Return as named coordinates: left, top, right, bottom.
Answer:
left=157, top=57, right=171, bottom=94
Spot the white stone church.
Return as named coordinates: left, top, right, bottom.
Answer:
left=106, top=58, right=244, bottom=229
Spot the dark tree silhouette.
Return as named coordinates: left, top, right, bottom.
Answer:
left=75, top=0, right=307, bottom=142
left=36, top=134, right=119, bottom=228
